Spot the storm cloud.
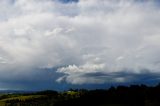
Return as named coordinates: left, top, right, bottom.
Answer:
left=0, top=0, right=160, bottom=89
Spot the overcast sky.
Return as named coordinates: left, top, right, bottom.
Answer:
left=0, top=0, right=160, bottom=90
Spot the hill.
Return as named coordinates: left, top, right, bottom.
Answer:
left=1, top=84, right=160, bottom=106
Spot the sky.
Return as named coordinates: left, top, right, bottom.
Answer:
left=0, top=0, right=160, bottom=90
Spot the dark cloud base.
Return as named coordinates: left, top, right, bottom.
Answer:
left=2, top=69, right=160, bottom=91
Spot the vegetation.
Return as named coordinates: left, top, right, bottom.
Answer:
left=1, top=84, right=160, bottom=106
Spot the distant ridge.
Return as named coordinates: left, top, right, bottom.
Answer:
left=0, top=90, right=35, bottom=94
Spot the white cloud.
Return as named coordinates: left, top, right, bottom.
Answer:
left=0, top=0, right=160, bottom=86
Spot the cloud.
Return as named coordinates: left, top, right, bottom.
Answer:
left=56, top=0, right=160, bottom=84
left=0, top=0, right=160, bottom=89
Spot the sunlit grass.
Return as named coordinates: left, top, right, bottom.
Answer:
left=0, top=95, right=44, bottom=101
left=0, top=94, right=45, bottom=106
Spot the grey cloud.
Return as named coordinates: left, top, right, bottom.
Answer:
left=0, top=0, right=160, bottom=88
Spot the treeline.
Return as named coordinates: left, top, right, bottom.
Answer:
left=3, top=84, right=160, bottom=106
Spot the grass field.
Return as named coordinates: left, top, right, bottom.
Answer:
left=0, top=94, right=45, bottom=106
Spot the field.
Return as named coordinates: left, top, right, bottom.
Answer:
left=0, top=94, right=45, bottom=106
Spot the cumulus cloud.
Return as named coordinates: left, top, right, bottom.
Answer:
left=0, top=0, right=160, bottom=88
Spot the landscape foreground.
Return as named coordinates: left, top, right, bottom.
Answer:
left=0, top=84, right=160, bottom=106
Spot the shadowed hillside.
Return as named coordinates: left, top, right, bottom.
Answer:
left=1, top=84, right=160, bottom=106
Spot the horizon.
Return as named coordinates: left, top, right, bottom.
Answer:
left=0, top=82, right=160, bottom=92
left=0, top=0, right=160, bottom=90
